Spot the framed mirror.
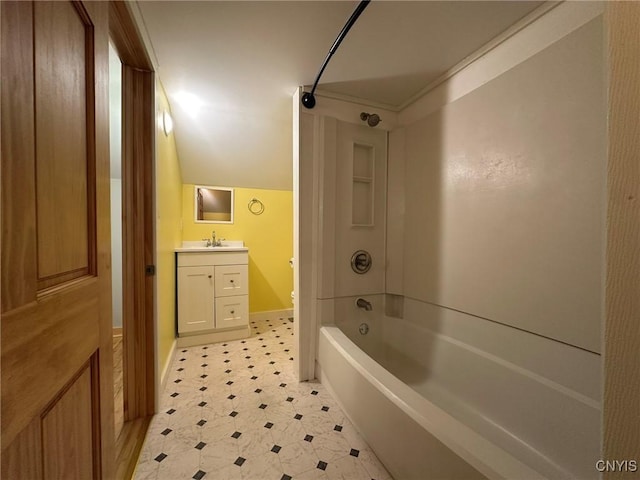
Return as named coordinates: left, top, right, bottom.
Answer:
left=195, top=185, right=234, bottom=224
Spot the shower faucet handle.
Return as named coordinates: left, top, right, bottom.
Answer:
left=351, top=250, right=372, bottom=274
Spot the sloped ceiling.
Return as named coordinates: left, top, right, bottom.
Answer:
left=137, top=1, right=543, bottom=190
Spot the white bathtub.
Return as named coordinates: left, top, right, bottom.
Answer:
left=316, top=296, right=601, bottom=480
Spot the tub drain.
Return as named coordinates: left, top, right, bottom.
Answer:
left=359, top=323, right=369, bottom=335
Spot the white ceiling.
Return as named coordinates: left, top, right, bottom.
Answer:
left=137, top=1, right=543, bottom=191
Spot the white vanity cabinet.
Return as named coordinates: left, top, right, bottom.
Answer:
left=176, top=248, right=249, bottom=346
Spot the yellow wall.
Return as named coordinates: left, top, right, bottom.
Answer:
left=155, top=83, right=183, bottom=377
left=183, top=184, right=293, bottom=313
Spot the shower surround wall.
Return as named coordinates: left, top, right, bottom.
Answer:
left=393, top=6, right=603, bottom=478
left=300, top=2, right=604, bottom=478
left=319, top=118, right=387, bottom=301
left=396, top=16, right=604, bottom=352
left=388, top=7, right=604, bottom=478
left=293, top=94, right=398, bottom=380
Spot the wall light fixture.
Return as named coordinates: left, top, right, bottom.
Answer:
left=162, top=110, right=173, bottom=136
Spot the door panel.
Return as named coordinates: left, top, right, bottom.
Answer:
left=2, top=282, right=100, bottom=443
left=0, top=1, right=37, bottom=312
left=1, top=417, right=42, bottom=480
left=1, top=1, right=114, bottom=477
left=178, top=266, right=215, bottom=333
left=42, top=366, right=94, bottom=479
left=34, top=1, right=93, bottom=288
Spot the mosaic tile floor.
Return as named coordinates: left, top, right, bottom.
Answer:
left=133, top=317, right=392, bottom=480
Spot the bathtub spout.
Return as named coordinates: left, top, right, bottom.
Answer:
left=356, top=298, right=372, bottom=311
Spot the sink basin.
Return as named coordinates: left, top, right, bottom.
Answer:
left=176, top=240, right=248, bottom=253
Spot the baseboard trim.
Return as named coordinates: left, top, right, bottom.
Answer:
left=176, top=327, right=251, bottom=348
left=249, top=308, right=294, bottom=322
left=159, top=339, right=177, bottom=399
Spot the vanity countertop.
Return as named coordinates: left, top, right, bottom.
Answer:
left=176, top=240, right=248, bottom=253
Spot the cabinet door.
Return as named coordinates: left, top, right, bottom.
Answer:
left=178, top=266, right=215, bottom=333
left=215, top=264, right=248, bottom=297
left=215, top=295, right=248, bottom=329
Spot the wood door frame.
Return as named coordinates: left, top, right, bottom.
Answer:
left=108, top=2, right=155, bottom=478
left=603, top=1, right=640, bottom=474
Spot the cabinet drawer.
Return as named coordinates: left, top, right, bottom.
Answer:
left=177, top=252, right=248, bottom=267
left=215, top=264, right=248, bottom=297
left=215, top=295, right=248, bottom=329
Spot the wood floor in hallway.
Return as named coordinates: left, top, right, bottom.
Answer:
left=114, top=332, right=124, bottom=440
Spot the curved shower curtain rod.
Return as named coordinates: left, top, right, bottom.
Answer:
left=301, top=0, right=371, bottom=109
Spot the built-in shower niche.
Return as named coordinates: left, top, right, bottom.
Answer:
left=352, top=142, right=374, bottom=226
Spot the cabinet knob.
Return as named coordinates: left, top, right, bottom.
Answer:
left=208, top=275, right=212, bottom=278
left=230, top=310, right=235, bottom=314
left=230, top=279, right=234, bottom=283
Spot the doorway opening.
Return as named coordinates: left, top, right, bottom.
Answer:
left=109, top=1, right=157, bottom=477
left=108, top=40, right=125, bottom=441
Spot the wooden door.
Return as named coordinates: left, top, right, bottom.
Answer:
left=1, top=1, right=114, bottom=478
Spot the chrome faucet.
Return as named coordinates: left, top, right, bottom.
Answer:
left=202, top=231, right=222, bottom=247
left=356, top=298, right=372, bottom=311
left=211, top=231, right=224, bottom=247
